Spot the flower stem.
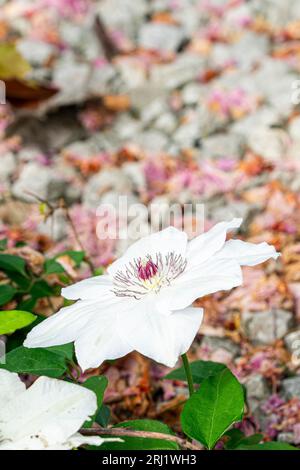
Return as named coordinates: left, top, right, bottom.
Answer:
left=181, top=353, right=194, bottom=397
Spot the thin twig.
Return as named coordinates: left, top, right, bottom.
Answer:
left=80, top=427, right=203, bottom=451
left=24, top=191, right=96, bottom=273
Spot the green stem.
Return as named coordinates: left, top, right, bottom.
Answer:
left=181, top=353, right=194, bottom=397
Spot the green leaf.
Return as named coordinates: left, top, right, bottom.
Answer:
left=181, top=368, right=244, bottom=449
left=44, top=259, right=66, bottom=275
left=96, top=404, right=110, bottom=427
left=0, top=310, right=37, bottom=335
left=56, top=251, right=85, bottom=267
left=0, top=346, right=68, bottom=378
left=224, top=429, right=263, bottom=450
left=0, top=43, right=31, bottom=80
left=0, top=254, right=28, bottom=277
left=236, top=442, right=299, bottom=451
left=82, top=376, right=108, bottom=428
left=165, top=360, right=226, bottom=384
left=29, top=280, right=54, bottom=299
left=0, top=239, right=8, bottom=251
left=47, top=343, right=74, bottom=361
left=95, top=419, right=179, bottom=450
left=0, top=285, right=17, bottom=306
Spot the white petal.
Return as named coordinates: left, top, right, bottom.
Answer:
left=215, top=239, right=280, bottom=266
left=74, top=304, right=133, bottom=371
left=120, top=301, right=204, bottom=367
left=107, top=226, right=188, bottom=278
left=61, top=275, right=113, bottom=301
left=24, top=300, right=104, bottom=348
left=0, top=370, right=26, bottom=409
left=62, top=433, right=121, bottom=449
left=186, top=218, right=242, bottom=268
left=0, top=376, right=97, bottom=445
left=156, top=258, right=243, bottom=312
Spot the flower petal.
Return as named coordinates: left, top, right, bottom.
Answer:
left=0, top=376, right=97, bottom=445
left=61, top=275, right=113, bottom=301
left=74, top=307, right=133, bottom=371
left=120, top=302, right=204, bottom=367
left=0, top=370, right=26, bottom=409
left=215, top=239, right=280, bottom=266
left=107, top=226, right=188, bottom=278
left=156, top=258, right=243, bottom=312
left=186, top=218, right=242, bottom=268
left=24, top=300, right=104, bottom=348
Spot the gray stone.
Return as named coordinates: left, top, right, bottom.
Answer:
left=248, top=128, right=289, bottom=162
left=282, top=377, right=300, bottom=400
left=138, top=23, right=185, bottom=52
left=38, top=209, right=68, bottom=242
left=241, top=310, right=294, bottom=345
left=182, top=83, right=206, bottom=106
left=83, top=168, right=133, bottom=209
left=154, top=113, right=177, bottom=135
left=0, top=152, right=16, bottom=182
left=201, top=336, right=240, bottom=358
left=244, top=374, right=270, bottom=412
left=209, top=201, right=255, bottom=225
left=151, top=54, right=206, bottom=89
left=17, top=39, right=56, bottom=66
left=284, top=330, right=300, bottom=354
left=12, top=163, right=66, bottom=202
left=288, top=116, right=300, bottom=141
left=51, top=55, right=91, bottom=106
left=201, top=133, right=246, bottom=159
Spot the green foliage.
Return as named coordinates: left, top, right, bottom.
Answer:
left=0, top=247, right=86, bottom=312
left=224, top=429, right=263, bottom=449
left=0, top=285, right=17, bottom=306
left=0, top=310, right=37, bottom=335
left=0, top=345, right=71, bottom=378
left=0, top=254, right=28, bottom=277
left=165, top=359, right=226, bottom=384
left=82, top=376, right=108, bottom=428
left=181, top=368, right=244, bottom=449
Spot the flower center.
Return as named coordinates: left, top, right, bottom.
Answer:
left=112, top=252, right=187, bottom=299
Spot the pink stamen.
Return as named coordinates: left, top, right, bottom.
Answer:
left=138, top=259, right=158, bottom=281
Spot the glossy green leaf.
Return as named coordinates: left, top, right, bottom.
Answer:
left=47, top=343, right=74, bottom=361
left=181, top=368, right=244, bottom=449
left=96, top=404, right=110, bottom=427
left=0, top=239, right=8, bottom=251
left=44, top=259, right=65, bottom=274
left=0, top=346, right=68, bottom=378
left=165, top=360, right=226, bottom=384
left=224, top=429, right=263, bottom=450
left=0, top=285, right=17, bottom=306
left=0, top=254, right=28, bottom=277
left=82, top=376, right=108, bottom=428
left=0, top=310, right=37, bottom=335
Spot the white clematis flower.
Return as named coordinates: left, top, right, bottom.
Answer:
left=24, top=219, right=279, bottom=370
left=0, top=369, right=119, bottom=450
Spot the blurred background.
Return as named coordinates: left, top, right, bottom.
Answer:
left=1, top=0, right=300, bottom=444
